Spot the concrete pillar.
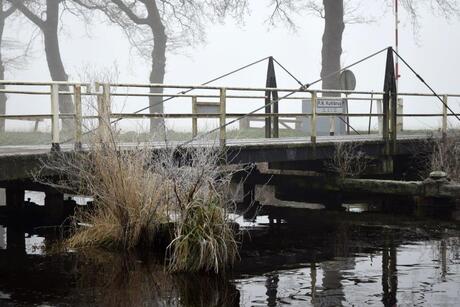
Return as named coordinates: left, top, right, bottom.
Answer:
left=6, top=224, right=26, bottom=255
left=0, top=225, right=6, bottom=249
left=5, top=187, right=25, bottom=212
left=0, top=188, right=5, bottom=206
left=45, top=191, right=64, bottom=224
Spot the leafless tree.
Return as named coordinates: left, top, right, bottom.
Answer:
left=267, top=0, right=460, bottom=92
left=0, top=0, right=16, bottom=132
left=74, top=0, right=247, bottom=133
left=7, top=0, right=78, bottom=134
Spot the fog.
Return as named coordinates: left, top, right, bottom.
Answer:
left=3, top=1, right=460, bottom=133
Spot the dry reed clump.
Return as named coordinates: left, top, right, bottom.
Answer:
left=50, top=136, right=169, bottom=250
left=430, top=132, right=460, bottom=182
left=38, top=121, right=240, bottom=272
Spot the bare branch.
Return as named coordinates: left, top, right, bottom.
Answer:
left=8, top=0, right=45, bottom=29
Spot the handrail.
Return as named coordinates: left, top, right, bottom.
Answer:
left=0, top=80, right=457, bottom=151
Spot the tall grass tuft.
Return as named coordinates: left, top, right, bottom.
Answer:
left=167, top=200, right=238, bottom=273
left=37, top=112, right=240, bottom=272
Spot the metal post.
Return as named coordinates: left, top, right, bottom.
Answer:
left=74, top=84, right=82, bottom=150
left=50, top=84, right=60, bottom=151
left=329, top=116, right=335, bottom=136
left=345, top=93, right=350, bottom=135
left=265, top=57, right=279, bottom=138
left=219, top=88, right=226, bottom=147
left=272, top=89, right=280, bottom=138
left=442, top=95, right=448, bottom=138
left=311, top=91, right=317, bottom=143
left=382, top=47, right=397, bottom=174
left=368, top=92, right=374, bottom=134
left=390, top=91, right=397, bottom=151
left=192, top=96, right=198, bottom=137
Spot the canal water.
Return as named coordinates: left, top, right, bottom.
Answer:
left=0, top=196, right=459, bottom=306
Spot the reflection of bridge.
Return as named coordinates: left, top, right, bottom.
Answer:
left=0, top=211, right=452, bottom=306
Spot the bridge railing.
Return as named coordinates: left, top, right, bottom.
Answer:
left=0, top=80, right=459, bottom=150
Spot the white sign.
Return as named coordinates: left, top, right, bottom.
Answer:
left=316, top=99, right=344, bottom=114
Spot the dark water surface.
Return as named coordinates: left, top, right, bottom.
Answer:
left=0, top=204, right=460, bottom=306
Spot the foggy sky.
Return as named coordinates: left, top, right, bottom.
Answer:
left=3, top=1, right=460, bottom=132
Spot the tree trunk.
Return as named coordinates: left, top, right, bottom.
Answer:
left=146, top=1, right=167, bottom=134
left=149, top=30, right=166, bottom=134
left=43, top=0, right=74, bottom=135
left=0, top=9, right=6, bottom=132
left=321, top=0, right=344, bottom=94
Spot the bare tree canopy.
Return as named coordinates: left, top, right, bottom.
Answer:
left=74, top=0, right=247, bottom=132
left=265, top=0, right=460, bottom=90
left=7, top=0, right=81, bottom=133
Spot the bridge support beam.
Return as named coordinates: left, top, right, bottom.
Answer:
left=5, top=187, right=25, bottom=213
left=45, top=191, right=64, bottom=224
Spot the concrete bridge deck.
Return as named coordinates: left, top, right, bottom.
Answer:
left=0, top=133, right=434, bottom=182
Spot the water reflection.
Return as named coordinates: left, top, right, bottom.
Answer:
left=382, top=235, right=398, bottom=307
left=0, top=208, right=459, bottom=306
left=73, top=251, right=239, bottom=307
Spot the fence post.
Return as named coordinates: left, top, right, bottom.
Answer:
left=97, top=83, right=111, bottom=139
left=192, top=96, right=198, bottom=137
left=219, top=88, right=226, bottom=147
left=74, top=84, right=82, bottom=150
left=368, top=92, right=374, bottom=135
left=442, top=95, right=448, bottom=138
left=311, top=91, right=317, bottom=143
left=345, top=93, right=350, bottom=135
left=397, top=98, right=403, bottom=132
left=50, top=84, right=60, bottom=151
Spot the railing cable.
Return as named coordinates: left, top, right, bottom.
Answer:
left=62, top=56, right=270, bottom=143
left=179, top=48, right=390, bottom=147
left=272, top=56, right=365, bottom=135
left=392, top=49, right=460, bottom=123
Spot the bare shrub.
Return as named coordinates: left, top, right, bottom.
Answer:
left=37, top=114, right=240, bottom=273
left=430, top=131, right=460, bottom=182
left=328, top=141, right=369, bottom=178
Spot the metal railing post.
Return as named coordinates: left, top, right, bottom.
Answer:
left=74, top=84, right=82, bottom=150
left=50, top=84, right=60, bottom=151
left=192, top=96, right=198, bottom=137
left=311, top=91, right=317, bottom=143
left=219, top=88, right=226, bottom=147
left=442, top=95, right=448, bottom=138
left=345, top=93, right=350, bottom=135
left=368, top=92, right=374, bottom=135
